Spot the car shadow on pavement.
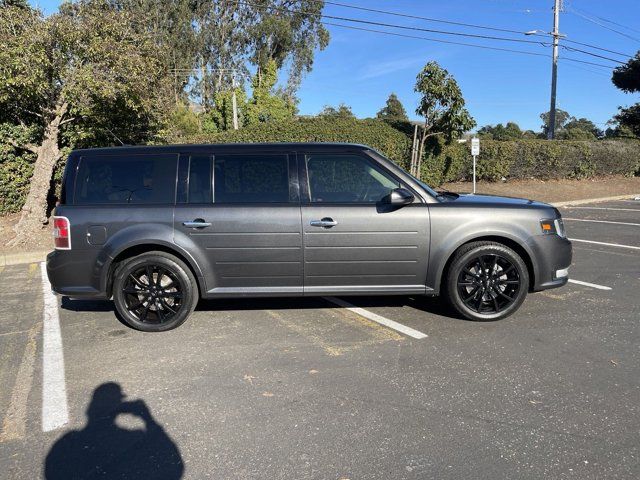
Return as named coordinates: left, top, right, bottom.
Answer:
left=44, top=382, right=184, bottom=480
left=61, top=294, right=468, bottom=322
left=61, top=296, right=114, bottom=312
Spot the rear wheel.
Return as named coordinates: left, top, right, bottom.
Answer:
left=443, top=241, right=529, bottom=321
left=112, top=252, right=198, bottom=331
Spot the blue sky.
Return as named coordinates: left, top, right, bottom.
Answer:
left=31, top=0, right=640, bottom=131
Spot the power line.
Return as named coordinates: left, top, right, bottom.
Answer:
left=562, top=38, right=633, bottom=58
left=321, top=0, right=529, bottom=36
left=321, top=21, right=549, bottom=59
left=239, top=1, right=625, bottom=65
left=319, top=0, right=633, bottom=58
left=238, top=1, right=545, bottom=45
left=566, top=7, right=640, bottom=43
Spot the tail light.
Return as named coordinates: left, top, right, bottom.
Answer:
left=53, top=216, right=71, bottom=250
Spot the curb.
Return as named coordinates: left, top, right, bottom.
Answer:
left=553, top=194, right=640, bottom=207
left=0, top=250, right=49, bottom=268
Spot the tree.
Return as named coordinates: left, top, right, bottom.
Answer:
left=562, top=118, right=601, bottom=139
left=0, top=2, right=167, bottom=243
left=244, top=59, right=296, bottom=125
left=477, top=122, right=523, bottom=140
left=248, top=0, right=330, bottom=95
left=612, top=51, right=640, bottom=137
left=540, top=109, right=572, bottom=137
left=413, top=61, right=475, bottom=177
left=376, top=93, right=408, bottom=121
left=318, top=103, right=356, bottom=119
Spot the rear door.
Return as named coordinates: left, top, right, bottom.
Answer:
left=300, top=152, right=430, bottom=295
left=173, top=151, right=303, bottom=297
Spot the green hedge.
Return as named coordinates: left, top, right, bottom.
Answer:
left=2, top=118, right=639, bottom=215
left=0, top=143, right=34, bottom=215
left=420, top=138, right=640, bottom=185
left=184, top=117, right=413, bottom=169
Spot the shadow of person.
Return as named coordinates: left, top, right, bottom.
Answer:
left=45, top=382, right=184, bottom=480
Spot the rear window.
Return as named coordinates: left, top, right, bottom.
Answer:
left=73, top=154, right=178, bottom=205
left=213, top=154, right=291, bottom=203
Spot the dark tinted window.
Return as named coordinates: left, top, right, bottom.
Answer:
left=214, top=154, right=290, bottom=203
left=74, top=154, right=177, bottom=205
left=306, top=154, right=399, bottom=203
left=188, top=155, right=213, bottom=203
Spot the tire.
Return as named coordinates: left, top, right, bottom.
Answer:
left=442, top=241, right=529, bottom=321
left=112, top=251, right=199, bottom=332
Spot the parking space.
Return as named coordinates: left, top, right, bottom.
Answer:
left=1, top=200, right=639, bottom=479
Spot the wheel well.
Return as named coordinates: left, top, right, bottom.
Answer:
left=442, top=236, right=535, bottom=290
left=107, top=244, right=201, bottom=297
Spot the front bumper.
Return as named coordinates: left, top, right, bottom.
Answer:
left=526, top=234, right=572, bottom=292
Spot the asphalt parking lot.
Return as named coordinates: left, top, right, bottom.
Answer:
left=1, top=199, right=638, bottom=479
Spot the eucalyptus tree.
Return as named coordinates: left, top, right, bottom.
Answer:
left=0, top=2, right=167, bottom=243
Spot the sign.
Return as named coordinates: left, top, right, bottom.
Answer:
left=471, top=137, right=480, bottom=156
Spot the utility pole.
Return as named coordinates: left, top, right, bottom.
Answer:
left=231, top=70, right=239, bottom=130
left=548, top=0, right=562, bottom=140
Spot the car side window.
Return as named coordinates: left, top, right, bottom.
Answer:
left=306, top=154, right=400, bottom=203
left=74, top=154, right=177, bottom=205
left=214, top=154, right=291, bottom=203
left=188, top=155, right=213, bottom=204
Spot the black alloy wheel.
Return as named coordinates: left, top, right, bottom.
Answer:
left=456, top=254, right=520, bottom=314
left=113, top=252, right=198, bottom=331
left=444, top=241, right=529, bottom=321
left=122, top=264, right=184, bottom=324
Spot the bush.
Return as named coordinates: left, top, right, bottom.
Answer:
left=0, top=143, right=34, bottom=214
left=420, top=138, right=640, bottom=184
left=1, top=121, right=639, bottom=215
left=185, top=117, right=413, bottom=168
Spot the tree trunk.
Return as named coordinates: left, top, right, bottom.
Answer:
left=10, top=102, right=67, bottom=246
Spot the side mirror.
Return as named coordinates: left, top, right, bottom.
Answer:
left=384, top=187, right=414, bottom=206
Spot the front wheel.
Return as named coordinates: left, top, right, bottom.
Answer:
left=112, top=252, right=199, bottom=331
left=443, top=241, right=529, bottom=321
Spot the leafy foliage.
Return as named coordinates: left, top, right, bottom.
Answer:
left=420, top=138, right=640, bottom=185
left=185, top=117, right=412, bottom=168
left=478, top=122, right=526, bottom=140
left=612, top=51, right=640, bottom=93
left=377, top=93, right=408, bottom=121
left=414, top=62, right=475, bottom=141
left=245, top=60, right=296, bottom=125
left=611, top=51, right=640, bottom=138
left=318, top=103, right=356, bottom=119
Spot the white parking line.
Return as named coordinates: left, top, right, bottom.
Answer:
left=564, top=207, right=640, bottom=212
left=569, top=238, right=640, bottom=251
left=564, top=218, right=640, bottom=227
left=324, top=297, right=428, bottom=339
left=40, top=262, right=69, bottom=432
left=568, top=279, right=612, bottom=291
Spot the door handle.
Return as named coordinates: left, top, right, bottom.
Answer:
left=183, top=219, right=211, bottom=228
left=310, top=217, right=337, bottom=228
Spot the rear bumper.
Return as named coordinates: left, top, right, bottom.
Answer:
left=46, top=250, right=107, bottom=299
left=526, top=234, right=572, bottom=292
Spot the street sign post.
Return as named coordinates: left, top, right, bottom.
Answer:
left=471, top=137, right=480, bottom=194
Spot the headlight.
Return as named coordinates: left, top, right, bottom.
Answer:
left=554, top=218, right=566, bottom=238
left=540, top=218, right=566, bottom=237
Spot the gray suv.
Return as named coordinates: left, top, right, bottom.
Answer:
left=47, top=143, right=572, bottom=331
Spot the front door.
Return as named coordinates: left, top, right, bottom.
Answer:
left=174, top=151, right=303, bottom=297
left=300, top=152, right=430, bottom=295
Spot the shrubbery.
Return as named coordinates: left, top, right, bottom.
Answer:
left=186, top=117, right=413, bottom=168
left=1, top=117, right=639, bottom=214
left=420, top=138, right=640, bottom=185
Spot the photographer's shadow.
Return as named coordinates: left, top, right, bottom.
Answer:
left=45, top=382, right=184, bottom=479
